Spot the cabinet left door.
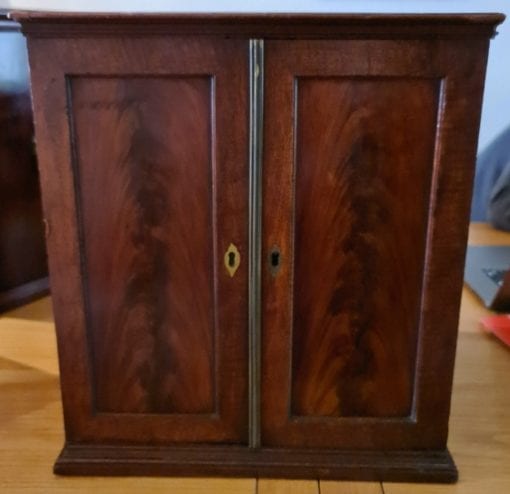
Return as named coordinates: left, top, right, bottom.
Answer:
left=27, top=35, right=249, bottom=444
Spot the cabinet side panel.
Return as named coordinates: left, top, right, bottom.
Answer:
left=291, top=78, right=439, bottom=418
left=70, top=76, right=215, bottom=414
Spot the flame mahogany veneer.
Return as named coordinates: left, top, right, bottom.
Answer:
left=15, top=12, right=504, bottom=482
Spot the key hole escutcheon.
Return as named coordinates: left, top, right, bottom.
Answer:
left=224, top=243, right=240, bottom=277
left=270, top=246, right=281, bottom=277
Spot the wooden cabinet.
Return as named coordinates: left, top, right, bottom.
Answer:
left=262, top=40, right=443, bottom=449
left=51, top=38, right=249, bottom=446
left=0, top=16, right=48, bottom=312
left=17, top=12, right=504, bottom=483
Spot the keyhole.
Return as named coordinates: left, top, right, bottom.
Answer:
left=224, top=243, right=240, bottom=277
left=270, top=247, right=281, bottom=276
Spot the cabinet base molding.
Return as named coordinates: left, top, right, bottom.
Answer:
left=55, top=444, right=457, bottom=483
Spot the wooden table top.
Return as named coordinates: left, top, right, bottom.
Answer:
left=0, top=222, right=509, bottom=493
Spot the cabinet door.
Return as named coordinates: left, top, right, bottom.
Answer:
left=29, top=36, right=248, bottom=444
left=262, top=39, right=488, bottom=449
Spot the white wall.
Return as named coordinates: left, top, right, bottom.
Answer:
left=1, top=0, right=508, bottom=150
left=0, top=26, right=29, bottom=91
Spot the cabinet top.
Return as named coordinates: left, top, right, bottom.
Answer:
left=11, top=12, right=505, bottom=39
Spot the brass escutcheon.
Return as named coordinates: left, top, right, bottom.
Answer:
left=224, top=243, right=241, bottom=277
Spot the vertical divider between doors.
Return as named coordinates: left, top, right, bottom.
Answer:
left=248, top=38, right=264, bottom=448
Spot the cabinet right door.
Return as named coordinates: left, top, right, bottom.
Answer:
left=261, top=38, right=489, bottom=449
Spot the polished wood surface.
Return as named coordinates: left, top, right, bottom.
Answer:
left=290, top=77, right=438, bottom=418
left=17, top=13, right=503, bottom=480
left=13, top=12, right=504, bottom=39
left=261, top=35, right=489, bottom=453
left=1, top=224, right=509, bottom=493
left=27, top=36, right=249, bottom=444
left=73, top=76, right=215, bottom=415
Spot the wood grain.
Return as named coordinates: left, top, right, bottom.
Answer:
left=320, top=481, right=383, bottom=494
left=261, top=36, right=490, bottom=451
left=3, top=243, right=510, bottom=491
left=0, top=317, right=58, bottom=375
left=468, top=222, right=510, bottom=246
left=291, top=77, right=438, bottom=418
left=27, top=35, right=249, bottom=444
left=384, top=331, right=510, bottom=494
left=52, top=445, right=454, bottom=481
left=72, top=76, right=215, bottom=414
left=3, top=295, right=54, bottom=322
left=258, top=479, right=318, bottom=494
left=13, top=12, right=504, bottom=40
left=18, top=12, right=503, bottom=480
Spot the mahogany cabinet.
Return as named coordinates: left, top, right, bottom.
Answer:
left=16, top=12, right=504, bottom=482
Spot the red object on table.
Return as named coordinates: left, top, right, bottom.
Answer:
left=480, top=315, right=510, bottom=347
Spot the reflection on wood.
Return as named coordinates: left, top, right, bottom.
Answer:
left=291, top=78, right=439, bottom=417
left=71, top=77, right=215, bottom=414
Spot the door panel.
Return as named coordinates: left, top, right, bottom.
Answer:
left=71, top=76, right=216, bottom=415
left=261, top=39, right=480, bottom=449
left=30, top=37, right=249, bottom=443
left=291, top=77, right=439, bottom=418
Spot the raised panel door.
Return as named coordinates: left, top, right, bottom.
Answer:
left=28, top=36, right=249, bottom=444
left=262, top=38, right=489, bottom=449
